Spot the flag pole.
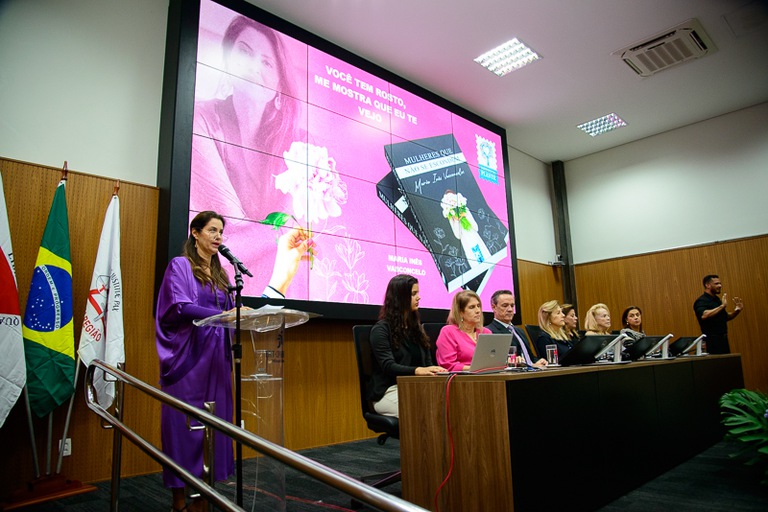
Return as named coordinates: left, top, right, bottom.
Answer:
left=53, top=160, right=77, bottom=474
left=23, top=387, right=41, bottom=478
left=55, top=360, right=80, bottom=474
left=2, top=164, right=97, bottom=509
left=46, top=413, right=54, bottom=475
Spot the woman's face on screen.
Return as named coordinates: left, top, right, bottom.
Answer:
left=228, top=27, right=280, bottom=101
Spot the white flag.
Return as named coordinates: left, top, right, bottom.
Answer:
left=78, top=194, right=124, bottom=408
left=0, top=173, right=25, bottom=427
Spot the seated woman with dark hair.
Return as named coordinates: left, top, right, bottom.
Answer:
left=535, top=300, right=575, bottom=360
left=369, top=274, right=444, bottom=418
left=621, top=306, right=645, bottom=347
left=619, top=306, right=646, bottom=359
left=561, top=303, right=581, bottom=342
left=620, top=306, right=645, bottom=342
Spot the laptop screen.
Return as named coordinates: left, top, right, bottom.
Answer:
left=469, top=334, right=513, bottom=372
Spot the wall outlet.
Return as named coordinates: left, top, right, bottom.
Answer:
left=59, top=438, right=72, bottom=457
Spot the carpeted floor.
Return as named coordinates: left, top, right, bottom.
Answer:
left=15, top=438, right=402, bottom=512
left=596, top=440, right=768, bottom=512
left=12, top=438, right=768, bottom=511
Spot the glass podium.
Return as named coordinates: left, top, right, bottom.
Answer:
left=195, top=305, right=315, bottom=511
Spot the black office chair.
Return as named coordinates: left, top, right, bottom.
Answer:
left=512, top=325, right=539, bottom=360
left=421, top=322, right=445, bottom=365
left=351, top=325, right=401, bottom=494
left=525, top=324, right=543, bottom=357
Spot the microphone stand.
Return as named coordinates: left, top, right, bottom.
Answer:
left=228, top=265, right=244, bottom=507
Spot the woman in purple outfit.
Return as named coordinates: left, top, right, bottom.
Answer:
left=156, top=211, right=234, bottom=512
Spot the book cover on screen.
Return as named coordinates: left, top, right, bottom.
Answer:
left=376, top=171, right=491, bottom=293
left=382, top=134, right=508, bottom=292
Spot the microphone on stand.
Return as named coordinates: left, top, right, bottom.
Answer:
left=218, top=244, right=253, bottom=277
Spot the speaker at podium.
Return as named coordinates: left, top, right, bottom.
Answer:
left=195, top=305, right=318, bottom=511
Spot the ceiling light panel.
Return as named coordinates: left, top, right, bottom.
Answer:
left=577, top=113, right=628, bottom=137
left=474, top=38, right=541, bottom=76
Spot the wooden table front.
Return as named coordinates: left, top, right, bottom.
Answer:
left=398, top=355, right=743, bottom=512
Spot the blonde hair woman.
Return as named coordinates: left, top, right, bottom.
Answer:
left=535, top=300, right=575, bottom=360
left=436, top=290, right=491, bottom=372
left=584, top=303, right=612, bottom=335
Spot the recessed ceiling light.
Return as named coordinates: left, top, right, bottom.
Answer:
left=577, top=113, right=628, bottom=137
left=474, top=38, right=541, bottom=76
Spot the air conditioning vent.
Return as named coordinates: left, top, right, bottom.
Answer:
left=615, top=18, right=718, bottom=77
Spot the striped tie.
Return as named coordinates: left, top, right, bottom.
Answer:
left=510, top=326, right=533, bottom=365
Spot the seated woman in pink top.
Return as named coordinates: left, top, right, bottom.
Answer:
left=436, top=290, right=491, bottom=372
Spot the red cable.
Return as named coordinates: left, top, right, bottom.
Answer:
left=433, top=373, right=458, bottom=512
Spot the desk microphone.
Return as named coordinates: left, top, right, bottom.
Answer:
left=218, top=244, right=253, bottom=277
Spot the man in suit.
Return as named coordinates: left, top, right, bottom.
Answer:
left=486, top=290, right=547, bottom=367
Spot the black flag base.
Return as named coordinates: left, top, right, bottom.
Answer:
left=0, top=474, right=97, bottom=510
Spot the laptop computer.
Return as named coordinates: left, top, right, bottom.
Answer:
left=559, top=335, right=621, bottom=366
left=469, top=333, right=513, bottom=372
left=438, top=333, right=512, bottom=374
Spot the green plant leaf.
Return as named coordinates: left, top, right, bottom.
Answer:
left=729, top=425, right=761, bottom=435
left=720, top=388, right=768, bottom=482
left=257, top=212, right=292, bottom=230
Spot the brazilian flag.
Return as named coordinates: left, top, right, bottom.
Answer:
left=23, top=179, right=75, bottom=418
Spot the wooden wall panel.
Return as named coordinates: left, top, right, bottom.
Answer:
left=0, top=158, right=371, bottom=499
left=575, top=236, right=768, bottom=392
left=283, top=319, right=372, bottom=450
left=0, top=158, right=161, bottom=494
left=516, top=259, right=564, bottom=326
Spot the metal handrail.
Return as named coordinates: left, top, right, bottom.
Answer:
left=84, top=360, right=426, bottom=512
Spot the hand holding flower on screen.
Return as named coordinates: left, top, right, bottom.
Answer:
left=257, top=213, right=316, bottom=295
left=259, top=142, right=347, bottom=296
left=268, top=226, right=315, bottom=295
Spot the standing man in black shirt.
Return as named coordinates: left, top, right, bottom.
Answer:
left=693, top=274, right=744, bottom=354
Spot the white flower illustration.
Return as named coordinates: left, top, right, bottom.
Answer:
left=274, top=141, right=348, bottom=224
left=342, top=271, right=370, bottom=303
left=336, top=237, right=365, bottom=270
